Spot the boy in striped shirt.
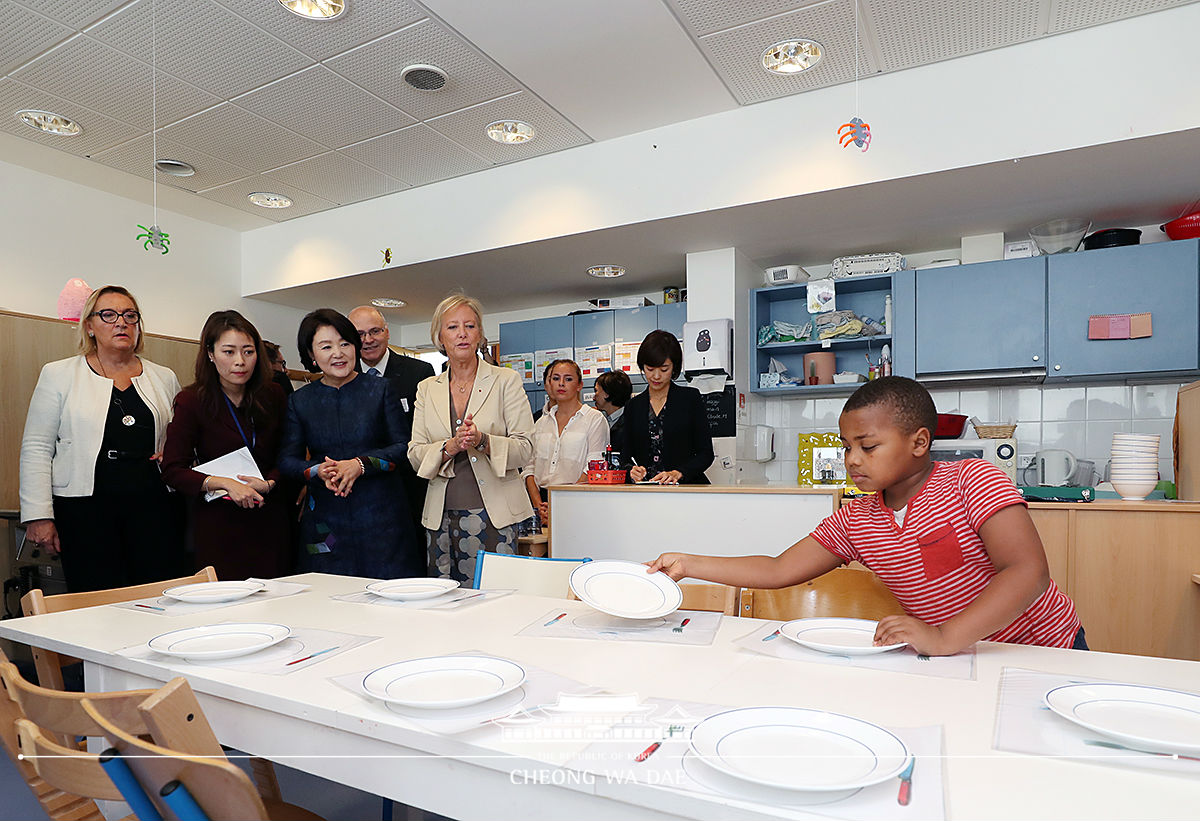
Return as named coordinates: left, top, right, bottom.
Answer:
left=648, top=376, right=1084, bottom=655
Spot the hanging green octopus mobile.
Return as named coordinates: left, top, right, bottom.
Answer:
left=136, top=224, right=170, bottom=254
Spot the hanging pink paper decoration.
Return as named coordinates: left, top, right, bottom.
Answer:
left=57, top=278, right=91, bottom=321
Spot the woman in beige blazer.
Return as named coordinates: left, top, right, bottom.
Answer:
left=409, top=294, right=534, bottom=584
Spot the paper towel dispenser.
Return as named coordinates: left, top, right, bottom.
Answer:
left=736, top=424, right=775, bottom=462
left=683, top=318, right=732, bottom=380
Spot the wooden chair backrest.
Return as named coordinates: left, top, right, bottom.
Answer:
left=679, top=583, right=740, bottom=616
left=15, top=718, right=126, bottom=802
left=739, top=567, right=905, bottom=621
left=20, top=566, right=217, bottom=689
left=85, top=698, right=271, bottom=821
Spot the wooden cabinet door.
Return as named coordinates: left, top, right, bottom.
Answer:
left=1070, top=510, right=1200, bottom=660
left=1028, top=508, right=1069, bottom=593
left=1046, top=239, right=1199, bottom=378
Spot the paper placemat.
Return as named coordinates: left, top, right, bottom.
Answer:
left=565, top=697, right=945, bottom=821
left=119, top=625, right=376, bottom=675
left=519, top=608, right=722, bottom=646
left=994, top=667, right=1200, bottom=775
left=333, top=651, right=602, bottom=736
left=734, top=622, right=976, bottom=680
left=331, top=588, right=515, bottom=610
left=112, top=578, right=311, bottom=616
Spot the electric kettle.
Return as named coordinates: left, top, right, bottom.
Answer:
left=1028, top=449, right=1078, bottom=486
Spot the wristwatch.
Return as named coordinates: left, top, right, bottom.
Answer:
left=478, top=433, right=489, bottom=451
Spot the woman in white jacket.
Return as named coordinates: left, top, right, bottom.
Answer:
left=19, top=286, right=184, bottom=592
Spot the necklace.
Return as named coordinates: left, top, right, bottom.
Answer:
left=94, top=356, right=136, bottom=425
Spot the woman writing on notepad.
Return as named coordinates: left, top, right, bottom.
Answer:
left=161, top=310, right=291, bottom=579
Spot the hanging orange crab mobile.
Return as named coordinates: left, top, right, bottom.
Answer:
left=837, top=117, right=871, bottom=152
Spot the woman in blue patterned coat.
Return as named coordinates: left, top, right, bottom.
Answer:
left=279, top=309, right=422, bottom=578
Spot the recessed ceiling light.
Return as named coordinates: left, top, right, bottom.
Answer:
left=587, top=265, right=626, bottom=279
left=762, top=39, right=824, bottom=74
left=248, top=192, right=293, bottom=209
left=402, top=64, right=447, bottom=91
left=155, top=158, right=195, bottom=177
left=486, top=120, right=535, bottom=145
left=17, top=109, right=81, bottom=136
left=278, top=0, right=345, bottom=20
left=371, top=297, right=408, bottom=309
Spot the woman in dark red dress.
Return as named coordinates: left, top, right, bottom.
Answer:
left=162, top=310, right=291, bottom=579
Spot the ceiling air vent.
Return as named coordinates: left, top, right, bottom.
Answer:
left=402, top=64, right=448, bottom=91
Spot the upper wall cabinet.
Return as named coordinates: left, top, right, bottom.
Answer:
left=915, top=258, right=1047, bottom=379
left=1046, top=239, right=1199, bottom=380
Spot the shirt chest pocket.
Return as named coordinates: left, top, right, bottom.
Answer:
left=558, top=431, right=587, bottom=462
left=917, top=524, right=966, bottom=581
left=534, top=431, right=557, bottom=459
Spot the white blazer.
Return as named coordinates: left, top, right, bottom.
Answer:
left=409, top=361, right=535, bottom=530
left=19, top=355, right=181, bottom=523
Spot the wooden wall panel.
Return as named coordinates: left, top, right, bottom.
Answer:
left=1028, top=508, right=1070, bottom=594
left=0, top=310, right=197, bottom=513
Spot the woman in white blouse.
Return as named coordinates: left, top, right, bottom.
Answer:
left=523, top=359, right=609, bottom=525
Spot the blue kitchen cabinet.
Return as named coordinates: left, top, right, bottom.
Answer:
left=658, top=301, right=687, bottom=340
left=614, top=306, right=657, bottom=343
left=572, top=310, right=615, bottom=384
left=1046, top=239, right=1199, bottom=379
left=526, top=389, right=545, bottom=416
left=915, top=257, right=1046, bottom=377
left=497, top=318, right=536, bottom=358
left=531, top=315, right=574, bottom=387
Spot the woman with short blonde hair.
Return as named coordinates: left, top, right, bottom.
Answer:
left=19, top=285, right=185, bottom=591
left=409, top=293, right=534, bottom=584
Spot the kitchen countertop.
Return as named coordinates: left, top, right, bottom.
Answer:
left=548, top=484, right=843, bottom=495
left=1027, top=499, right=1200, bottom=511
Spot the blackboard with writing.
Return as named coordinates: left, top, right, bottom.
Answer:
left=701, top=385, right=736, bottom=438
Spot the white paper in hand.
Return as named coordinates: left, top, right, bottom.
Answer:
left=194, top=446, right=263, bottom=501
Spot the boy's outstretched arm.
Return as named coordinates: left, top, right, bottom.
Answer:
left=874, top=504, right=1051, bottom=654
left=647, top=535, right=843, bottom=590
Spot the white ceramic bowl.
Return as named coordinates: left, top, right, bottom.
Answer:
left=1110, top=479, right=1158, bottom=500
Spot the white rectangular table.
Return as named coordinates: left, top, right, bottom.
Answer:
left=2, top=572, right=1197, bottom=820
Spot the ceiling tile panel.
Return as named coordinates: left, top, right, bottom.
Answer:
left=427, top=91, right=589, bottom=164
left=160, top=102, right=324, bottom=172
left=666, top=0, right=814, bottom=37
left=0, top=78, right=143, bottom=156
left=12, top=35, right=220, bottom=130
left=213, top=0, right=426, bottom=61
left=341, top=123, right=490, bottom=186
left=700, top=0, right=878, bottom=105
left=1050, top=0, right=1195, bottom=33
left=0, top=2, right=73, bottom=74
left=866, top=0, right=1042, bottom=71
left=14, top=0, right=128, bottom=29
left=198, top=175, right=335, bottom=221
left=87, top=0, right=312, bottom=99
left=265, top=151, right=409, bottom=205
left=91, top=133, right=252, bottom=192
left=326, top=19, right=520, bottom=121
left=233, top=65, right=416, bottom=149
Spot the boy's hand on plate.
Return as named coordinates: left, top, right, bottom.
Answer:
left=646, top=552, right=688, bottom=581
left=874, top=615, right=950, bottom=656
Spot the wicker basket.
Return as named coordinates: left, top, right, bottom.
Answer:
left=974, top=423, right=1017, bottom=439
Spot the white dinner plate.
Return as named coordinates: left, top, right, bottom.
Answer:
left=384, top=685, right=527, bottom=733
left=1044, top=683, right=1200, bottom=755
left=361, top=655, right=526, bottom=709
left=147, top=623, right=291, bottom=660
left=569, top=560, right=682, bottom=619
left=161, top=580, right=266, bottom=604
left=779, top=618, right=906, bottom=656
left=689, top=706, right=910, bottom=792
left=365, top=578, right=460, bottom=601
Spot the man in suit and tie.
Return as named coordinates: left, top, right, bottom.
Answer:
left=350, top=305, right=436, bottom=555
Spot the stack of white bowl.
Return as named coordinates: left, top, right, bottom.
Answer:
left=1109, top=433, right=1160, bottom=500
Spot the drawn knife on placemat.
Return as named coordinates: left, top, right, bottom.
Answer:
left=897, top=757, right=915, bottom=805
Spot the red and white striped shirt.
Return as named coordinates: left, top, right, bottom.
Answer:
left=811, top=459, right=1081, bottom=648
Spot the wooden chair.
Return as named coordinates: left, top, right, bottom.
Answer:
left=739, top=567, right=905, bottom=621
left=20, top=566, right=218, bottom=690
left=679, top=583, right=740, bottom=616
left=473, top=551, right=590, bottom=597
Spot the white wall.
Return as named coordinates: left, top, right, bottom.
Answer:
left=240, top=5, right=1200, bottom=296
left=0, top=158, right=307, bottom=361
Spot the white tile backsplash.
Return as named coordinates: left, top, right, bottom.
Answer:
left=752, top=381, right=1184, bottom=485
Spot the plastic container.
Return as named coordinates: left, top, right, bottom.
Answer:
left=934, top=413, right=968, bottom=438
left=586, top=469, right=627, bottom=485
left=802, top=352, right=836, bottom=386
left=1029, top=218, right=1091, bottom=255
left=1082, top=228, right=1141, bottom=250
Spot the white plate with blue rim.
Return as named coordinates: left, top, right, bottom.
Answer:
left=689, top=706, right=910, bottom=792
left=569, top=560, right=682, bottom=619
left=1044, top=683, right=1200, bottom=755
left=780, top=618, right=907, bottom=656
left=366, top=578, right=460, bottom=601
left=361, top=655, right=526, bottom=709
left=147, top=623, right=291, bottom=660
left=161, top=580, right=265, bottom=604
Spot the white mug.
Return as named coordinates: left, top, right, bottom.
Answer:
left=1035, top=449, right=1077, bottom=486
